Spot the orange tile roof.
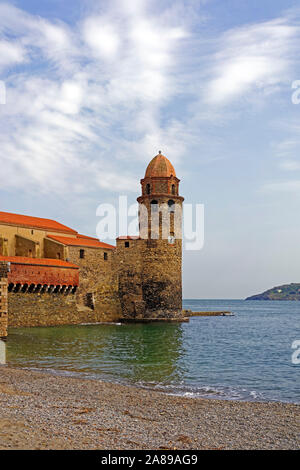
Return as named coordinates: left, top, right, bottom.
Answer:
left=47, top=235, right=115, bottom=250
left=145, top=153, right=176, bottom=178
left=77, top=234, right=99, bottom=241
left=0, top=255, right=79, bottom=269
left=0, top=211, right=77, bottom=234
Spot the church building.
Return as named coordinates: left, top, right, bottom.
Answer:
left=0, top=152, right=185, bottom=337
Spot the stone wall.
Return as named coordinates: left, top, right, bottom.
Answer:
left=8, top=292, right=83, bottom=327
left=15, top=234, right=40, bottom=258
left=141, top=239, right=183, bottom=318
left=4, top=245, right=122, bottom=328
left=0, top=261, right=8, bottom=338
left=115, top=237, right=183, bottom=320
left=44, top=238, right=66, bottom=260
left=67, top=246, right=121, bottom=322
left=135, top=191, right=183, bottom=319
left=0, top=236, right=7, bottom=256
left=115, top=239, right=145, bottom=318
left=8, top=290, right=121, bottom=327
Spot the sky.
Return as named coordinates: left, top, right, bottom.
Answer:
left=1, top=0, right=300, bottom=299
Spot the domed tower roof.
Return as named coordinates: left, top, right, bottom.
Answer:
left=145, top=151, right=176, bottom=178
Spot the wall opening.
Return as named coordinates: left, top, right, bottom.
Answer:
left=79, top=249, right=85, bottom=259
left=85, top=292, right=95, bottom=310
left=151, top=200, right=158, bottom=212
left=168, top=200, right=175, bottom=212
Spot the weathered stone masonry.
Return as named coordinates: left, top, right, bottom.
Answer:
left=8, top=292, right=86, bottom=328
left=0, top=261, right=8, bottom=338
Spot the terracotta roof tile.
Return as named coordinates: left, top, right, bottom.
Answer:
left=47, top=235, right=115, bottom=249
left=0, top=255, right=79, bottom=269
left=77, top=234, right=99, bottom=241
left=145, top=153, right=176, bottom=178
left=0, top=211, right=77, bottom=234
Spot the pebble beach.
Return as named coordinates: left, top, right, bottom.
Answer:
left=0, top=366, right=299, bottom=450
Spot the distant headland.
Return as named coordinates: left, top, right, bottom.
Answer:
left=246, top=283, right=300, bottom=301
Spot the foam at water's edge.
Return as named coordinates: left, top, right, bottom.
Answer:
left=16, top=365, right=299, bottom=405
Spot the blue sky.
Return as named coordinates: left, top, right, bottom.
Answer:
left=1, top=0, right=300, bottom=298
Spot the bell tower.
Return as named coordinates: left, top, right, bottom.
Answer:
left=137, top=151, right=184, bottom=318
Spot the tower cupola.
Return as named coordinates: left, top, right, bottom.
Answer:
left=140, top=151, right=181, bottom=197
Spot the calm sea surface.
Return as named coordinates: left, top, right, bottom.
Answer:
left=3, top=300, right=300, bottom=403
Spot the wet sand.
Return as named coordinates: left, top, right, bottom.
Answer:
left=0, top=366, right=299, bottom=450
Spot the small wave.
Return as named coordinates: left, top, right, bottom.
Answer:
left=135, top=381, right=268, bottom=402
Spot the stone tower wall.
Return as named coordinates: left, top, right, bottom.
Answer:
left=0, top=261, right=8, bottom=338
left=114, top=239, right=145, bottom=319
left=140, top=238, right=183, bottom=318
left=115, top=160, right=184, bottom=320
left=137, top=190, right=183, bottom=318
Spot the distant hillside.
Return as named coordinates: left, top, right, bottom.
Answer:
left=246, top=283, right=300, bottom=300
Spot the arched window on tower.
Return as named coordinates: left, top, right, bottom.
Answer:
left=151, top=200, right=158, bottom=212
left=172, top=184, right=176, bottom=195
left=146, top=183, right=151, bottom=195
left=168, top=200, right=175, bottom=212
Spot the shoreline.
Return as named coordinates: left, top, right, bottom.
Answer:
left=3, top=362, right=298, bottom=405
left=0, top=366, right=299, bottom=450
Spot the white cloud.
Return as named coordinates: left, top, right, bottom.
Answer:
left=0, top=40, right=26, bottom=69
left=82, top=18, right=120, bottom=59
left=205, top=19, right=299, bottom=104
left=1, top=0, right=300, bottom=202
left=0, top=1, right=190, bottom=196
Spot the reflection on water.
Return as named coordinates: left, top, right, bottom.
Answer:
left=7, top=323, right=185, bottom=385
left=0, top=339, right=6, bottom=364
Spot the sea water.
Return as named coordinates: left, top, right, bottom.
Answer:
left=3, top=299, right=300, bottom=403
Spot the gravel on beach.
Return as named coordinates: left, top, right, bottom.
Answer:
left=0, top=366, right=299, bottom=450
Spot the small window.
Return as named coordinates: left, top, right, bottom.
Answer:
left=79, top=249, right=85, bottom=259
left=172, top=184, right=176, bottom=195
left=125, top=241, right=130, bottom=248
left=56, top=253, right=61, bottom=259
left=168, top=200, right=175, bottom=212
left=168, top=235, right=175, bottom=245
left=31, top=230, right=34, bottom=235
left=146, top=183, right=151, bottom=195
left=104, top=252, right=108, bottom=260
left=151, top=200, right=158, bottom=212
